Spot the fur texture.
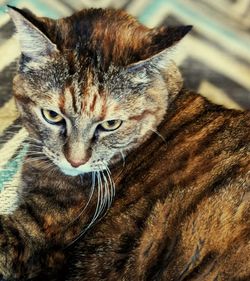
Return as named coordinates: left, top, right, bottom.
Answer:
left=0, top=6, right=249, bottom=281
left=65, top=89, right=250, bottom=281
left=9, top=6, right=191, bottom=177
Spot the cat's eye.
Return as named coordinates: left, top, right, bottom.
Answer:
left=41, top=109, right=64, bottom=125
left=99, top=120, right=123, bottom=131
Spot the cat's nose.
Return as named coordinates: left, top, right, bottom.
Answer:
left=63, top=141, right=91, bottom=168
left=67, top=158, right=88, bottom=168
left=64, top=152, right=90, bottom=168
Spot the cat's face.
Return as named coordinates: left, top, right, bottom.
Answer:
left=14, top=56, right=166, bottom=176
left=9, top=7, right=191, bottom=176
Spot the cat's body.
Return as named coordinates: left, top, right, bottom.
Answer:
left=65, top=89, right=250, bottom=281
left=0, top=6, right=249, bottom=281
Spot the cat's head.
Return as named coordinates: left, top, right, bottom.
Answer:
left=9, top=6, right=191, bottom=176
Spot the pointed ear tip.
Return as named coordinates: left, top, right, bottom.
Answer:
left=6, top=5, right=18, bottom=16
left=183, top=25, right=193, bottom=34
left=186, top=25, right=193, bottom=30
left=6, top=4, right=17, bottom=11
left=6, top=5, right=24, bottom=18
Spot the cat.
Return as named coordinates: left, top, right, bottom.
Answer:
left=1, top=5, right=250, bottom=281
left=0, top=5, right=189, bottom=280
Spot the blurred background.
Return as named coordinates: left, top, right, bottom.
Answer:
left=0, top=0, right=250, bottom=211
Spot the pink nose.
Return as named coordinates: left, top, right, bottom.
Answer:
left=64, top=154, right=90, bottom=168
left=67, top=158, right=87, bottom=168
left=63, top=143, right=91, bottom=168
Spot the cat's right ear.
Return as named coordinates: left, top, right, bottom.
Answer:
left=7, top=5, right=58, bottom=60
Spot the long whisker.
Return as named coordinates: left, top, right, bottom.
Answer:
left=65, top=159, right=117, bottom=248
left=95, top=165, right=116, bottom=225
left=25, top=150, right=45, bottom=154
left=65, top=171, right=102, bottom=248
left=25, top=136, right=42, bottom=142
left=120, top=150, right=126, bottom=167
left=25, top=153, right=45, bottom=157
left=91, top=171, right=102, bottom=225
left=97, top=171, right=112, bottom=222
left=88, top=171, right=108, bottom=228
left=105, top=165, right=116, bottom=201
left=27, top=154, right=44, bottom=159
left=64, top=172, right=96, bottom=230
left=102, top=170, right=111, bottom=209
left=25, top=159, right=56, bottom=172
left=98, top=171, right=106, bottom=217
left=150, top=128, right=167, bottom=144
left=25, top=156, right=48, bottom=161
left=25, top=143, right=43, bottom=148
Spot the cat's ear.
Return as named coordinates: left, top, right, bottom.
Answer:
left=7, top=5, right=58, bottom=59
left=128, top=25, right=192, bottom=71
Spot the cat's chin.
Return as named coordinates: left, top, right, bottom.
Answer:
left=60, top=167, right=84, bottom=177
left=59, top=164, right=106, bottom=177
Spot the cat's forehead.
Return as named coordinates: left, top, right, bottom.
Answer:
left=61, top=80, right=104, bottom=118
left=23, top=56, right=131, bottom=121
left=52, top=70, right=122, bottom=122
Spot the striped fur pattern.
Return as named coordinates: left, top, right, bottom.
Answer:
left=0, top=7, right=190, bottom=280
left=10, top=6, right=191, bottom=177
left=2, top=0, right=250, bottom=216
left=0, top=6, right=249, bottom=281
left=65, top=91, right=250, bottom=281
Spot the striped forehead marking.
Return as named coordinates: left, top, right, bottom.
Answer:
left=81, top=88, right=107, bottom=120
left=68, top=85, right=78, bottom=114
left=60, top=80, right=108, bottom=120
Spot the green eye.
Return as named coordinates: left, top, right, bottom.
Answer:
left=41, top=109, right=64, bottom=125
left=99, top=120, right=123, bottom=131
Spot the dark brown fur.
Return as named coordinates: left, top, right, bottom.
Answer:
left=0, top=6, right=249, bottom=281
left=2, top=89, right=249, bottom=281
left=64, top=90, right=250, bottom=281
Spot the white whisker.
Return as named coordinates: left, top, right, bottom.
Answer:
left=82, top=171, right=101, bottom=233
left=120, top=150, right=126, bottom=167
left=26, top=143, right=43, bottom=148
left=150, top=128, right=167, bottom=144
left=65, top=159, right=116, bottom=248
left=64, top=172, right=96, bottom=230
left=105, top=164, right=115, bottom=202
left=102, top=171, right=111, bottom=208
left=99, top=171, right=107, bottom=216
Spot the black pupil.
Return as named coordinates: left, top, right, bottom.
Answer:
left=108, top=120, right=116, bottom=126
left=49, top=111, right=58, bottom=118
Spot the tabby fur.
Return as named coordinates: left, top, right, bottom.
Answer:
left=66, top=89, right=250, bottom=281
left=0, top=6, right=249, bottom=281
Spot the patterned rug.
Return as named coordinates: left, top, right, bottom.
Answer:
left=0, top=0, right=250, bottom=214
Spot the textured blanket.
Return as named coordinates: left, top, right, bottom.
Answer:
left=0, top=0, right=250, bottom=214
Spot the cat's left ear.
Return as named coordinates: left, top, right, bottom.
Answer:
left=128, top=25, right=192, bottom=71
left=7, top=5, right=58, bottom=60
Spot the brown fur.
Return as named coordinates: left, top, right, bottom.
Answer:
left=0, top=6, right=249, bottom=281
left=1, top=88, right=249, bottom=281
left=65, top=90, right=250, bottom=281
